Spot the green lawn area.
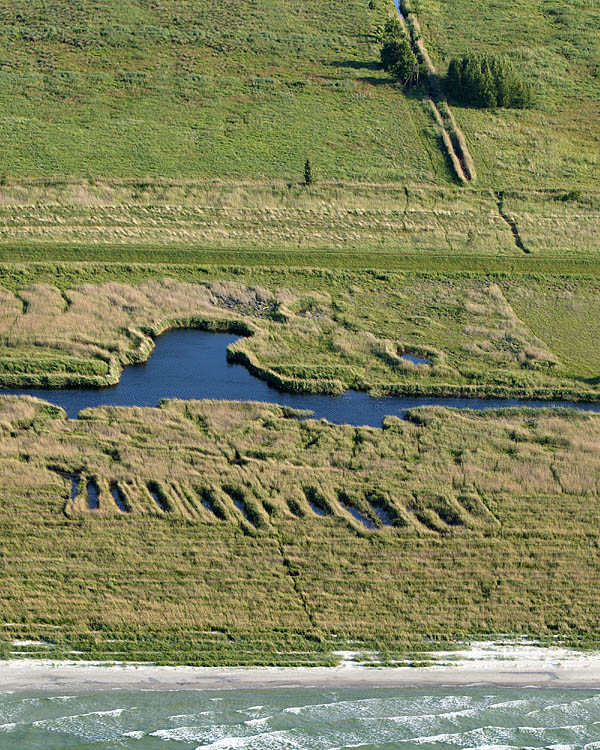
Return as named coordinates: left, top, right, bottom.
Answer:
left=417, top=0, right=600, bottom=189
left=0, top=0, right=450, bottom=182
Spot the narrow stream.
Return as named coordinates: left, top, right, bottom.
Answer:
left=2, top=329, right=600, bottom=428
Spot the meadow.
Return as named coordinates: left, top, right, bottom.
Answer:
left=0, top=0, right=598, bottom=259
left=0, top=180, right=598, bottom=260
left=1, top=396, right=600, bottom=663
left=416, top=0, right=600, bottom=189
left=0, top=0, right=450, bottom=183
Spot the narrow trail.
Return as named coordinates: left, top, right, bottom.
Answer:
left=393, top=0, right=476, bottom=184
left=276, top=535, right=318, bottom=630
left=496, top=190, right=529, bottom=254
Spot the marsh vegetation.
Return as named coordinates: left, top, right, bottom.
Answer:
left=1, top=273, right=599, bottom=403
left=2, top=396, right=600, bottom=663
left=0, top=0, right=596, bottom=667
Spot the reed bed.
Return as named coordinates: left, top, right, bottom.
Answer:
left=2, top=396, right=600, bottom=662
left=0, top=273, right=598, bottom=400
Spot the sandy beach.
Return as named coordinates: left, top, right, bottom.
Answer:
left=2, top=642, right=600, bottom=693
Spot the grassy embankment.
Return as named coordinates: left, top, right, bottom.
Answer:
left=2, top=396, right=600, bottom=664
left=2, top=273, right=600, bottom=400
left=0, top=180, right=598, bottom=260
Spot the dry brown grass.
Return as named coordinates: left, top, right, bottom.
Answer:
left=1, top=396, right=600, bottom=659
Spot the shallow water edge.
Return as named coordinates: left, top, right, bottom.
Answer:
left=1, top=329, right=600, bottom=427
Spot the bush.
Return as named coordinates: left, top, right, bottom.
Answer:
left=304, top=159, right=313, bottom=185
left=380, top=37, right=417, bottom=84
left=382, top=17, right=404, bottom=40
left=446, top=53, right=533, bottom=109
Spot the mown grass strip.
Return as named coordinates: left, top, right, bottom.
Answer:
left=5, top=250, right=600, bottom=278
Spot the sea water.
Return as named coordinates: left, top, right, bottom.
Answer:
left=2, top=686, right=600, bottom=749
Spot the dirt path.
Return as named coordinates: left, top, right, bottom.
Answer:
left=392, top=0, right=476, bottom=183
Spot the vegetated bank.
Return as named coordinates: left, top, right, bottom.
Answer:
left=2, top=273, right=600, bottom=403
left=0, top=179, right=597, bottom=260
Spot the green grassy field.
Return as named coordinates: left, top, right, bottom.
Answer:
left=0, top=0, right=595, bottom=190
left=0, top=0, right=451, bottom=182
left=0, top=0, right=598, bottom=255
left=417, top=0, right=600, bottom=190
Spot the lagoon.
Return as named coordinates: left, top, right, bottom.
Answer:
left=2, top=329, right=600, bottom=427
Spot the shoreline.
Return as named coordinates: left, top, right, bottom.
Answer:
left=3, top=643, right=600, bottom=692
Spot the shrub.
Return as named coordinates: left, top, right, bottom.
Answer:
left=446, top=53, right=533, bottom=109
left=380, top=37, right=417, bottom=84
left=382, top=17, right=404, bottom=41
left=304, top=159, right=313, bottom=185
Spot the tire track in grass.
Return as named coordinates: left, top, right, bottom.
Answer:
left=393, top=0, right=476, bottom=184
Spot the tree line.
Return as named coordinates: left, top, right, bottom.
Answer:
left=379, top=18, right=533, bottom=109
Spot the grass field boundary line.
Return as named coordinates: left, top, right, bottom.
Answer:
left=6, top=256, right=600, bottom=279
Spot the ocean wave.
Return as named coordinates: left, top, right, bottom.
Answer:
left=3, top=687, right=600, bottom=749
left=32, top=706, right=129, bottom=726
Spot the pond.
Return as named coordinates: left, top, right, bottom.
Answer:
left=400, top=352, right=430, bottom=366
left=2, top=329, right=600, bottom=427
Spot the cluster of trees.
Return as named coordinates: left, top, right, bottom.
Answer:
left=445, top=53, right=533, bottom=109
left=379, top=18, right=418, bottom=86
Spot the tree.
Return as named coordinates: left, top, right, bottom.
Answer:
left=445, top=53, right=533, bottom=109
left=304, top=159, right=313, bottom=185
left=382, top=17, right=403, bottom=41
left=380, top=37, right=417, bottom=84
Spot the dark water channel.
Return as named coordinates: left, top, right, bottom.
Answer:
left=86, top=479, right=100, bottom=510
left=3, top=329, right=600, bottom=427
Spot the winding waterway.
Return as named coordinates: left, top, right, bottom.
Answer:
left=2, top=329, right=600, bottom=427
